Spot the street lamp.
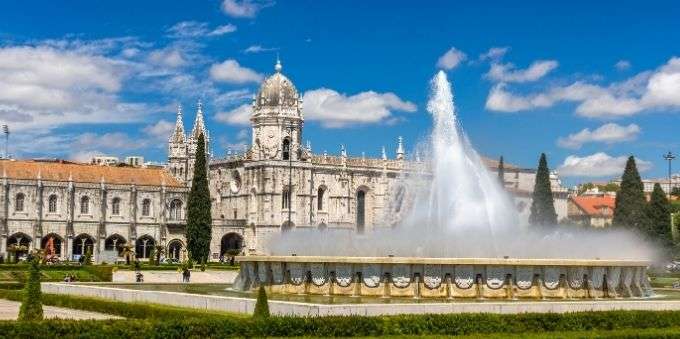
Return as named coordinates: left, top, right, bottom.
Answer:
left=663, top=151, right=676, bottom=198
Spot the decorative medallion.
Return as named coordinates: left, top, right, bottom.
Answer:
left=310, top=263, right=327, bottom=286
left=362, top=264, right=381, bottom=288
left=424, top=265, right=443, bottom=289
left=515, top=266, right=534, bottom=290
left=335, top=264, right=353, bottom=287
left=543, top=267, right=560, bottom=290
left=568, top=267, right=586, bottom=289
left=486, top=266, right=505, bottom=289
left=391, top=264, right=411, bottom=288
left=288, top=263, right=306, bottom=286
left=454, top=265, right=474, bottom=289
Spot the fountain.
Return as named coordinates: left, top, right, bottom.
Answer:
left=235, top=71, right=653, bottom=300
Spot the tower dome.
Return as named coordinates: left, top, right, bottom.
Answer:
left=255, top=59, right=300, bottom=109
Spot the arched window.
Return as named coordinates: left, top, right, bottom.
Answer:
left=105, top=234, right=126, bottom=255
left=80, top=196, right=90, bottom=214
left=111, top=197, right=121, bottom=215
left=48, top=195, right=58, bottom=213
left=73, top=234, right=94, bottom=257
left=317, top=187, right=325, bottom=211
left=15, top=193, right=24, bottom=212
left=167, top=239, right=183, bottom=261
left=135, top=235, right=155, bottom=259
left=220, top=233, right=244, bottom=256
left=282, top=138, right=290, bottom=160
left=142, top=199, right=151, bottom=216
left=169, top=199, right=182, bottom=220
left=282, top=187, right=290, bottom=209
left=356, top=190, right=366, bottom=233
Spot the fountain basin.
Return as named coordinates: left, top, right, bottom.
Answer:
left=235, top=256, right=652, bottom=299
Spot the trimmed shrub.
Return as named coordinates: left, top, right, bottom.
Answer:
left=253, top=285, right=270, bottom=318
left=17, top=257, right=42, bottom=320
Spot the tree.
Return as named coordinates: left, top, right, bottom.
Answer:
left=253, top=285, right=270, bottom=318
left=672, top=186, right=680, bottom=198
left=18, top=255, right=43, bottom=320
left=121, top=244, right=134, bottom=265
left=529, top=153, right=557, bottom=227
left=186, top=133, right=212, bottom=265
left=83, top=246, right=93, bottom=265
left=647, top=183, right=672, bottom=250
left=497, top=156, right=505, bottom=187
left=613, top=156, right=649, bottom=232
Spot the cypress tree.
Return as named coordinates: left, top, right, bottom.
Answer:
left=186, top=133, right=212, bottom=265
left=18, top=256, right=43, bottom=320
left=253, top=285, right=270, bottom=318
left=647, top=183, right=672, bottom=249
left=613, top=156, right=649, bottom=232
left=529, top=153, right=557, bottom=227
left=498, top=156, right=505, bottom=186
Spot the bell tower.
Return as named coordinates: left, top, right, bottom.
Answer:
left=251, top=59, right=303, bottom=161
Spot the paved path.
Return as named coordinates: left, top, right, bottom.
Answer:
left=0, top=299, right=122, bottom=320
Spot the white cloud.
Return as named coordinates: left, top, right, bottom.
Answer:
left=486, top=60, right=558, bottom=83
left=148, top=48, right=186, bottom=68
left=243, top=45, right=278, bottom=54
left=213, top=89, right=252, bottom=106
left=557, top=123, right=641, bottom=149
left=557, top=152, right=651, bottom=177
left=143, top=119, right=175, bottom=141
left=479, top=47, right=509, bottom=61
left=436, top=47, right=467, bottom=70
left=210, top=59, right=263, bottom=84
left=0, top=45, right=148, bottom=131
left=167, top=21, right=237, bottom=38
left=221, top=0, right=274, bottom=18
left=615, top=60, right=631, bottom=71
left=215, top=104, right=252, bottom=125
left=302, top=88, right=416, bottom=128
left=485, top=57, right=680, bottom=118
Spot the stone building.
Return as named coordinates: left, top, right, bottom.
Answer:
left=192, top=61, right=569, bottom=257
left=0, top=159, right=187, bottom=262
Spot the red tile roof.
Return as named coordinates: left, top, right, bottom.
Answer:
left=571, top=196, right=616, bottom=217
left=0, top=159, right=184, bottom=187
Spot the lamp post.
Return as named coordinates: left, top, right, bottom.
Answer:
left=663, top=151, right=676, bottom=198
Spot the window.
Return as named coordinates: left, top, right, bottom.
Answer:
left=282, top=138, right=290, bottom=160
left=282, top=188, right=290, bottom=209
left=15, top=193, right=24, bottom=212
left=80, top=196, right=90, bottom=214
left=169, top=199, right=182, bottom=220
left=111, top=197, right=121, bottom=215
left=317, top=187, right=325, bottom=211
left=48, top=195, right=58, bottom=213
left=142, top=199, right=151, bottom=216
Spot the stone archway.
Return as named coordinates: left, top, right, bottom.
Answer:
left=220, top=233, right=244, bottom=256
left=41, top=234, right=64, bottom=259
left=73, top=234, right=95, bottom=259
left=167, top=239, right=184, bottom=261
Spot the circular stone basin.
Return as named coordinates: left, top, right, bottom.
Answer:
left=235, top=256, right=652, bottom=300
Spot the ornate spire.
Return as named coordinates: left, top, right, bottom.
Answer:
left=169, top=104, right=186, bottom=143
left=381, top=146, right=387, bottom=160
left=191, top=100, right=208, bottom=140
left=275, top=55, right=282, bottom=73
left=340, top=144, right=347, bottom=158
left=396, top=136, right=405, bottom=160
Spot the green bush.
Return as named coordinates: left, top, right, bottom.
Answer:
left=17, top=258, right=42, bottom=320
left=253, top=285, right=270, bottom=318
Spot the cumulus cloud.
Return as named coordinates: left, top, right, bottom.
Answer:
left=485, top=57, right=680, bottom=118
left=143, top=119, right=175, bottom=141
left=0, top=45, right=149, bottom=131
left=302, top=88, right=416, bottom=128
left=215, top=104, right=252, bottom=125
left=558, top=153, right=651, bottom=177
left=479, top=47, right=509, bottom=61
left=243, top=45, right=278, bottom=54
left=221, top=0, right=274, bottom=18
left=557, top=123, right=641, bottom=149
left=148, top=48, right=186, bottom=68
left=486, top=60, right=558, bottom=83
left=615, top=60, right=631, bottom=71
left=210, top=59, right=263, bottom=84
left=436, top=47, right=467, bottom=70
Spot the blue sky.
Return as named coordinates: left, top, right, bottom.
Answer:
left=0, top=1, right=679, bottom=186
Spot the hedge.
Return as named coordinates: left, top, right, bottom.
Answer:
left=0, top=289, right=241, bottom=320
left=3, top=316, right=680, bottom=338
